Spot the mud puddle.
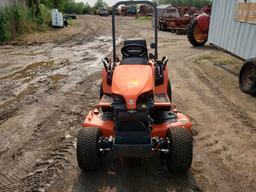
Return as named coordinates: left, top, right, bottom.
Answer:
left=0, top=35, right=122, bottom=125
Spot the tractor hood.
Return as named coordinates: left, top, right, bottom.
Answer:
left=112, top=65, right=153, bottom=109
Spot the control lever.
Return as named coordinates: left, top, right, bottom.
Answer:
left=102, top=58, right=108, bottom=71
left=162, top=57, right=168, bottom=70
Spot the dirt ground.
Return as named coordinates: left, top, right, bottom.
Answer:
left=0, top=15, right=255, bottom=192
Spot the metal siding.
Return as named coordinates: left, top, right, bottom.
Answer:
left=249, top=29, right=256, bottom=57
left=208, top=0, right=256, bottom=60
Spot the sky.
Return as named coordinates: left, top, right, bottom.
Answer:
left=75, top=0, right=120, bottom=6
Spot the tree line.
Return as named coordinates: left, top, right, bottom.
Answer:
left=155, top=0, right=212, bottom=8
left=27, top=0, right=211, bottom=15
left=26, top=0, right=109, bottom=15
left=26, top=0, right=92, bottom=14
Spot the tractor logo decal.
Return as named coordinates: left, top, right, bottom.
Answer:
left=128, top=99, right=135, bottom=105
left=128, top=80, right=139, bottom=88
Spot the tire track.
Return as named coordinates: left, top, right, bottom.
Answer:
left=0, top=72, right=100, bottom=191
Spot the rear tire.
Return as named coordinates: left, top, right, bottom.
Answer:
left=77, top=128, right=102, bottom=171
left=187, top=18, right=207, bottom=47
left=166, top=127, right=192, bottom=172
left=239, top=59, right=256, bottom=95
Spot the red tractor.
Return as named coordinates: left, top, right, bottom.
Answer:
left=76, top=1, right=193, bottom=172
left=187, top=13, right=210, bottom=46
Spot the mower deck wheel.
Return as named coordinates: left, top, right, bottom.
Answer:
left=77, top=127, right=102, bottom=171
left=166, top=127, right=192, bottom=172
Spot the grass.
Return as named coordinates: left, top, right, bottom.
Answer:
left=0, top=5, right=51, bottom=43
left=67, top=19, right=73, bottom=26
left=136, top=16, right=151, bottom=21
left=193, top=53, right=240, bottom=66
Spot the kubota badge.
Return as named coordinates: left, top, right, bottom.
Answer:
left=128, top=99, right=135, bottom=105
left=128, top=80, right=139, bottom=88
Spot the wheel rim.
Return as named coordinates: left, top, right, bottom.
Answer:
left=242, top=65, right=256, bottom=90
left=193, top=23, right=207, bottom=43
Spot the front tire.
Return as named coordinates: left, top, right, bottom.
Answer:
left=239, top=59, right=256, bottom=95
left=77, top=128, right=102, bottom=171
left=166, top=127, right=193, bottom=172
left=187, top=18, right=207, bottom=47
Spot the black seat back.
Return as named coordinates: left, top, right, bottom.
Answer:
left=122, top=38, right=148, bottom=60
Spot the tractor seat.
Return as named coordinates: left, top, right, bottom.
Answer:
left=121, top=38, right=148, bottom=63
left=120, top=57, right=148, bottom=65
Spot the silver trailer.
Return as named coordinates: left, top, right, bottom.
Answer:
left=208, top=0, right=256, bottom=60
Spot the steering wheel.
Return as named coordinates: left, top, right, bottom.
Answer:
left=121, top=43, right=147, bottom=57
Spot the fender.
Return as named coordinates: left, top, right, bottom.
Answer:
left=196, top=13, right=210, bottom=32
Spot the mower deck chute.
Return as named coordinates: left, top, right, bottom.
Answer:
left=77, top=0, right=193, bottom=173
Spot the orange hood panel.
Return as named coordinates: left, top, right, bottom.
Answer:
left=112, top=65, right=153, bottom=109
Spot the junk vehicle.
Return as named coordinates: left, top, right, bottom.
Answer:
left=158, top=5, right=192, bottom=34
left=76, top=1, right=193, bottom=172
left=127, top=5, right=137, bottom=16
left=139, top=4, right=151, bottom=16
left=159, top=4, right=211, bottom=34
left=99, top=8, right=109, bottom=16
left=120, top=5, right=128, bottom=16
left=187, top=0, right=256, bottom=95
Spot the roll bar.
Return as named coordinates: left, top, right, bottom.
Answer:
left=112, top=1, right=158, bottom=63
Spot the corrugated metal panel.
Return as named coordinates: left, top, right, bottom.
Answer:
left=208, top=0, right=256, bottom=60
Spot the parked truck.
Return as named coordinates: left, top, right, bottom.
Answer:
left=99, top=8, right=109, bottom=16
left=127, top=5, right=137, bottom=16
left=187, top=0, right=256, bottom=95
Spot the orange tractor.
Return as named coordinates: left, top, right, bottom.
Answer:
left=76, top=1, right=193, bottom=172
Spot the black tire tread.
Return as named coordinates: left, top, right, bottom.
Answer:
left=239, top=59, right=256, bottom=95
left=77, top=128, right=101, bottom=171
left=187, top=18, right=207, bottom=47
left=166, top=127, right=193, bottom=172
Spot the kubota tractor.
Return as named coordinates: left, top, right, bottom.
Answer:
left=76, top=1, right=193, bottom=172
